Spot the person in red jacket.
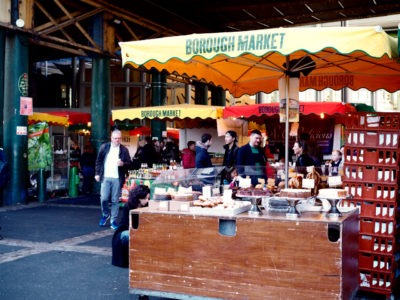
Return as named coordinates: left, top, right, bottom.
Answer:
left=181, top=141, right=196, bottom=169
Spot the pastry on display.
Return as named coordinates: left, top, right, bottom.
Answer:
left=288, top=175, right=303, bottom=189
left=318, top=188, right=347, bottom=199
left=172, top=193, right=194, bottom=201
left=193, top=195, right=224, bottom=208
left=279, top=189, right=312, bottom=198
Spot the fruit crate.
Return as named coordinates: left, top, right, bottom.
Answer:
left=359, top=252, right=396, bottom=271
left=360, top=201, right=397, bottom=219
left=359, top=235, right=397, bottom=255
left=359, top=270, right=399, bottom=298
left=343, top=183, right=397, bottom=202
left=359, top=218, right=397, bottom=236
left=345, top=113, right=400, bottom=131
left=344, top=147, right=398, bottom=166
left=346, top=131, right=399, bottom=148
left=344, top=165, right=398, bottom=184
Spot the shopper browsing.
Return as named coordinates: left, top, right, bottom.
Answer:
left=112, top=184, right=150, bottom=268
left=181, top=141, right=196, bottom=169
left=95, top=129, right=131, bottom=230
left=195, top=133, right=213, bottom=168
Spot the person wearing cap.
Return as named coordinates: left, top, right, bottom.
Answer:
left=222, top=130, right=239, bottom=167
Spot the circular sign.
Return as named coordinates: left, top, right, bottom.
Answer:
left=18, top=73, right=28, bottom=96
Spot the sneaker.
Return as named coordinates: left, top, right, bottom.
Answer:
left=99, top=215, right=110, bottom=227
left=110, top=221, right=118, bottom=230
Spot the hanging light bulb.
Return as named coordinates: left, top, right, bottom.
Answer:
left=320, top=112, right=325, bottom=119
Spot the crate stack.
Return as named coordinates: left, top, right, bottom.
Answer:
left=342, top=112, right=400, bottom=298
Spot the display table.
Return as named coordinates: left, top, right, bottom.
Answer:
left=128, top=208, right=359, bottom=299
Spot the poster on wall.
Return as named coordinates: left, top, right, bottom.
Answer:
left=20, top=96, right=33, bottom=116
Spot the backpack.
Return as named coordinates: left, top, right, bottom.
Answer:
left=0, top=149, right=10, bottom=189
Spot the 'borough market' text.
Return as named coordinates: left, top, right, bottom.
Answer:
left=186, top=33, right=286, bottom=55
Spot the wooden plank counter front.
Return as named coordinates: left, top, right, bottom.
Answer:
left=128, top=208, right=359, bottom=299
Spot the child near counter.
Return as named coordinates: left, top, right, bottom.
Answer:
left=222, top=166, right=241, bottom=189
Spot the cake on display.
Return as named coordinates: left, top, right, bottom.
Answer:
left=280, top=189, right=312, bottom=198
left=318, top=188, right=347, bottom=199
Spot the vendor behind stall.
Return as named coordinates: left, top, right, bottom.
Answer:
left=236, top=130, right=267, bottom=186
left=292, top=140, right=315, bottom=174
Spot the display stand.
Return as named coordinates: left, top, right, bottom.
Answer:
left=285, top=197, right=302, bottom=218
left=129, top=209, right=359, bottom=299
left=236, top=194, right=263, bottom=215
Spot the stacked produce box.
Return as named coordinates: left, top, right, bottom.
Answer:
left=342, top=112, right=400, bottom=298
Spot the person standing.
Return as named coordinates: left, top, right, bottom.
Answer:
left=195, top=133, right=213, bottom=168
left=236, top=130, right=267, bottom=186
left=181, top=141, right=196, bottom=169
left=222, top=130, right=239, bottom=167
left=95, top=129, right=131, bottom=230
left=80, top=144, right=96, bottom=194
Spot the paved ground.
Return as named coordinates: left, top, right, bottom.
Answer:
left=0, top=194, right=389, bottom=300
left=0, top=194, right=158, bottom=300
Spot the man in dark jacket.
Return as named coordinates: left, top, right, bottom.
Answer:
left=195, top=133, right=213, bottom=168
left=236, top=129, right=267, bottom=186
left=95, top=129, right=131, bottom=230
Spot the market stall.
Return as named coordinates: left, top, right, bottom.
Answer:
left=119, top=26, right=400, bottom=189
left=119, top=26, right=400, bottom=298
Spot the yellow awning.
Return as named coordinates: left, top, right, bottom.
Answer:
left=112, top=104, right=224, bottom=121
left=120, top=26, right=400, bottom=96
left=28, top=112, right=69, bottom=126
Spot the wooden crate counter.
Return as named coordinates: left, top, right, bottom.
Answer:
left=128, top=208, right=359, bottom=299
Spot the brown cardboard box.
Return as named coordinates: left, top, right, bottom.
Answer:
left=169, top=200, right=192, bottom=212
left=148, top=200, right=169, bottom=211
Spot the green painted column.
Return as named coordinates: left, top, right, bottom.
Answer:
left=210, top=86, right=226, bottom=106
left=3, top=32, right=29, bottom=205
left=91, top=56, right=111, bottom=193
left=0, top=29, right=5, bottom=149
left=0, top=29, right=5, bottom=206
left=194, top=81, right=208, bottom=105
left=150, top=70, right=166, bottom=140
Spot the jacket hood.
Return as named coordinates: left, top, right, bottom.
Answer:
left=196, top=141, right=208, bottom=150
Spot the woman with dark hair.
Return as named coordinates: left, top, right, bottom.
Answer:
left=223, top=130, right=239, bottom=167
left=112, top=185, right=150, bottom=268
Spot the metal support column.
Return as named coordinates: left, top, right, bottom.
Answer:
left=211, top=86, right=226, bottom=106
left=194, top=82, right=208, bottom=105
left=3, top=32, right=29, bottom=205
left=91, top=56, right=111, bottom=193
left=0, top=29, right=5, bottom=149
left=151, top=70, right=167, bottom=140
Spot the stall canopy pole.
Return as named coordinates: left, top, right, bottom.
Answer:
left=284, top=74, right=290, bottom=189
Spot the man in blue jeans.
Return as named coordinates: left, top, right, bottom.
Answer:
left=95, top=129, right=131, bottom=230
